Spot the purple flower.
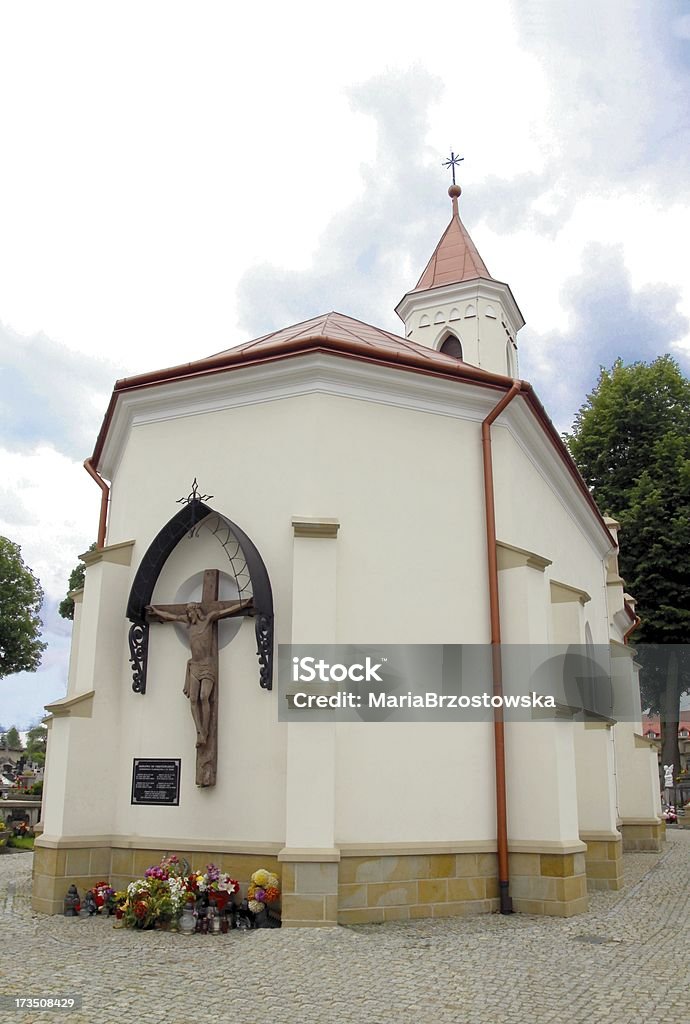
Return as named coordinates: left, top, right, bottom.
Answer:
left=255, top=888, right=266, bottom=902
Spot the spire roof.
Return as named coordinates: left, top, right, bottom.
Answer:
left=413, top=185, right=492, bottom=291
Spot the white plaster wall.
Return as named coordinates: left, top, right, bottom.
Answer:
left=492, top=426, right=610, bottom=644
left=285, top=531, right=338, bottom=850
left=611, top=653, right=661, bottom=822
left=41, top=719, right=68, bottom=835
left=45, top=559, right=130, bottom=837
left=108, top=393, right=492, bottom=646
left=56, top=378, right=622, bottom=850
left=104, top=393, right=495, bottom=846
left=65, top=593, right=83, bottom=697
left=497, top=564, right=583, bottom=844
left=335, top=722, right=496, bottom=843
left=615, top=721, right=662, bottom=820
left=504, top=722, right=580, bottom=843
left=574, top=723, right=619, bottom=832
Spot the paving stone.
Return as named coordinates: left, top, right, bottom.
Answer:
left=0, top=835, right=688, bottom=1022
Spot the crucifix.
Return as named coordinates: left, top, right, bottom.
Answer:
left=146, top=569, right=252, bottom=788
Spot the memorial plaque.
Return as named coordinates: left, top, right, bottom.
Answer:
left=131, top=758, right=181, bottom=806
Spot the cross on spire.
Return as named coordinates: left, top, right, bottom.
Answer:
left=442, top=150, right=464, bottom=186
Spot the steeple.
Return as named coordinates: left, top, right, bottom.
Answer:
left=415, top=184, right=492, bottom=289
left=395, top=179, right=525, bottom=377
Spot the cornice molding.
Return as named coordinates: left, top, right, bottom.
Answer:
left=80, top=540, right=135, bottom=567
left=395, top=277, right=525, bottom=338
left=98, top=353, right=611, bottom=558
left=44, top=690, right=95, bottom=719
left=497, top=540, right=552, bottom=572
left=550, top=579, right=591, bottom=605
left=99, top=353, right=496, bottom=477
left=292, top=517, right=340, bottom=539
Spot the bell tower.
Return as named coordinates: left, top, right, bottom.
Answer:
left=395, top=180, right=525, bottom=377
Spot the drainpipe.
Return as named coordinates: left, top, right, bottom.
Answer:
left=84, top=458, right=109, bottom=549
left=481, top=380, right=523, bottom=915
left=623, top=612, right=641, bottom=646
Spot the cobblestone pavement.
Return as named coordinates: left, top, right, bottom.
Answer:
left=1, top=831, right=689, bottom=1024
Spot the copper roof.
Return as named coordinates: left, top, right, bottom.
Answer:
left=111, top=311, right=510, bottom=395
left=208, top=311, right=486, bottom=367
left=414, top=202, right=492, bottom=291
left=91, top=309, right=614, bottom=547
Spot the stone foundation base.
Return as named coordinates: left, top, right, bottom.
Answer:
left=337, top=852, right=499, bottom=924
left=619, top=819, right=664, bottom=852
left=508, top=851, right=588, bottom=916
left=580, top=832, right=623, bottom=890
left=335, top=846, right=587, bottom=924
left=280, top=857, right=339, bottom=927
left=33, top=840, right=589, bottom=923
left=32, top=840, right=281, bottom=916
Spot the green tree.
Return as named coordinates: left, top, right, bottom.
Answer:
left=2, top=726, right=23, bottom=750
left=58, top=543, right=96, bottom=620
left=566, top=356, right=690, bottom=779
left=26, top=724, right=47, bottom=766
left=0, top=537, right=47, bottom=678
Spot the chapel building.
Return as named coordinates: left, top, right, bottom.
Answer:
left=32, top=184, right=662, bottom=924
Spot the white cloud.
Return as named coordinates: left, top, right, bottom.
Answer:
left=521, top=242, right=689, bottom=433
left=0, top=321, right=121, bottom=458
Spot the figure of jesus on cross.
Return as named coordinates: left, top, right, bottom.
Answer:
left=146, top=569, right=252, bottom=786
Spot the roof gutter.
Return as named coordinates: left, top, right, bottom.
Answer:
left=91, top=343, right=613, bottom=553
left=84, top=458, right=109, bottom=549
left=481, top=380, right=523, bottom=915
left=623, top=609, right=641, bottom=646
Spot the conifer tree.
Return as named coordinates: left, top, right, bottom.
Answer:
left=567, top=357, right=690, bottom=779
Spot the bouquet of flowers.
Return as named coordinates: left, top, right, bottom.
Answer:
left=118, top=856, right=190, bottom=928
left=120, top=875, right=188, bottom=928
left=193, top=863, right=239, bottom=910
left=87, top=881, right=116, bottom=914
left=196, top=863, right=240, bottom=895
left=246, top=868, right=280, bottom=915
left=144, top=853, right=187, bottom=881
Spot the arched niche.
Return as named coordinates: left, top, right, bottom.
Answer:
left=438, top=333, right=463, bottom=360
left=126, top=499, right=274, bottom=694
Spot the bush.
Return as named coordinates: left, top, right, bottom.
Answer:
left=7, top=835, right=34, bottom=850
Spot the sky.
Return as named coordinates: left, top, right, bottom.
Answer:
left=1, top=0, right=689, bottom=728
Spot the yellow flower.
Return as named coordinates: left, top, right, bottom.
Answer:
left=252, top=869, right=270, bottom=887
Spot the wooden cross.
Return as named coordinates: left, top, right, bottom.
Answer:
left=146, top=569, right=252, bottom=787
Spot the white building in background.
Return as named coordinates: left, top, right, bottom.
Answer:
left=33, top=183, right=661, bottom=923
